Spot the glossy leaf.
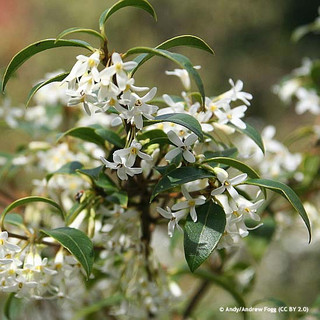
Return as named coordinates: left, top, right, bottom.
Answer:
left=202, top=157, right=260, bottom=179
left=151, top=167, right=214, bottom=201
left=106, top=191, right=128, bottom=208
left=41, top=227, right=94, bottom=278
left=232, top=122, right=265, bottom=154
left=95, top=128, right=125, bottom=148
left=57, top=127, right=106, bottom=147
left=46, top=161, right=84, bottom=181
left=77, top=166, right=103, bottom=182
left=144, top=113, right=203, bottom=140
left=99, top=0, right=157, bottom=32
left=184, top=201, right=226, bottom=272
left=26, top=72, right=69, bottom=107
left=0, top=196, right=64, bottom=228
left=131, top=35, right=214, bottom=74
left=244, top=179, right=311, bottom=242
left=125, top=47, right=205, bottom=104
left=55, top=27, right=105, bottom=43
left=2, top=39, right=94, bottom=92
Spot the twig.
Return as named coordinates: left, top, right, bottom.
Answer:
left=182, top=280, right=210, bottom=319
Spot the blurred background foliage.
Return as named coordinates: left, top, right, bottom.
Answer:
left=1, top=1, right=320, bottom=318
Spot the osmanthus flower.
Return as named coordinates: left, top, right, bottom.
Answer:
left=223, top=79, right=253, bottom=106
left=112, top=88, right=158, bottom=129
left=0, top=232, right=21, bottom=259
left=114, top=140, right=153, bottom=167
left=189, top=103, right=214, bottom=132
left=99, top=52, right=138, bottom=91
left=165, top=130, right=198, bottom=163
left=66, top=89, right=98, bottom=116
left=295, top=87, right=320, bottom=115
left=165, top=66, right=201, bottom=91
left=100, top=153, right=142, bottom=180
left=214, top=105, right=247, bottom=129
left=62, top=51, right=101, bottom=84
left=156, top=206, right=187, bottom=237
left=157, top=94, right=185, bottom=115
left=172, top=185, right=205, bottom=222
left=211, top=167, right=247, bottom=200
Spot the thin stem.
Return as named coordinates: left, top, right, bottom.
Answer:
left=182, top=280, right=210, bottom=319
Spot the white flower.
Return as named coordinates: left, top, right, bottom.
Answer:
left=295, top=88, right=320, bottom=115
left=165, top=130, right=198, bottom=163
left=223, top=79, right=253, bottom=105
left=67, top=89, right=98, bottom=116
left=156, top=206, right=187, bottom=237
left=165, top=66, right=200, bottom=90
left=100, top=154, right=142, bottom=180
left=99, top=53, right=137, bottom=91
left=114, top=141, right=152, bottom=167
left=215, top=105, right=247, bottom=129
left=172, top=185, right=205, bottom=222
left=211, top=168, right=247, bottom=200
left=63, top=51, right=101, bottom=84
left=0, top=232, right=21, bottom=259
left=0, top=98, right=24, bottom=128
left=157, top=94, right=185, bottom=115
left=113, top=88, right=158, bottom=129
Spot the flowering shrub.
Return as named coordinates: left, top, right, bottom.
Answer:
left=0, top=0, right=314, bottom=319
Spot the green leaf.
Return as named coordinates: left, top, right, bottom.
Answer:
left=4, top=213, right=23, bottom=227
left=95, top=128, right=125, bottom=148
left=46, top=161, right=84, bottom=181
left=77, top=166, right=103, bottom=181
left=2, top=39, right=94, bottom=92
left=3, top=293, right=22, bottom=320
left=26, top=72, right=69, bottom=107
left=71, top=295, right=123, bottom=320
left=204, top=147, right=238, bottom=158
left=125, top=47, right=205, bottom=104
left=244, top=179, right=311, bottom=242
left=57, top=127, right=106, bottom=147
left=106, top=191, right=128, bottom=207
left=1, top=196, right=64, bottom=229
left=131, top=35, right=214, bottom=74
left=41, top=227, right=94, bottom=278
left=137, top=129, right=170, bottom=148
left=202, top=157, right=260, bottom=179
left=184, top=201, right=226, bottom=272
left=55, top=27, right=105, bottom=43
left=99, top=0, right=157, bottom=32
left=151, top=167, right=214, bottom=201
left=232, top=122, right=265, bottom=154
left=144, top=113, right=203, bottom=140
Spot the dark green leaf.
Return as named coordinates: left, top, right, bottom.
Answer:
left=106, top=191, right=128, bottom=207
left=151, top=167, right=214, bottom=201
left=244, top=178, right=311, bottom=242
left=184, top=201, right=226, bottom=272
left=77, top=166, right=103, bottom=181
left=131, top=35, right=214, bottom=74
left=46, top=161, right=84, bottom=181
left=95, top=172, right=118, bottom=192
left=202, top=157, right=260, bottom=179
left=95, top=128, right=125, bottom=148
left=204, top=147, right=238, bottom=158
left=99, top=0, right=157, bottom=32
left=56, top=27, right=105, bottom=43
left=57, top=127, right=106, bottom=147
left=231, top=122, right=265, bottom=154
left=1, top=196, right=64, bottom=228
left=144, top=113, right=203, bottom=140
left=26, top=72, right=69, bottom=107
left=125, top=47, right=205, bottom=104
left=41, top=227, right=94, bottom=278
left=2, top=39, right=94, bottom=92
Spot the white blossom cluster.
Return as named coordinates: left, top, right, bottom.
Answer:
left=0, top=231, right=83, bottom=299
